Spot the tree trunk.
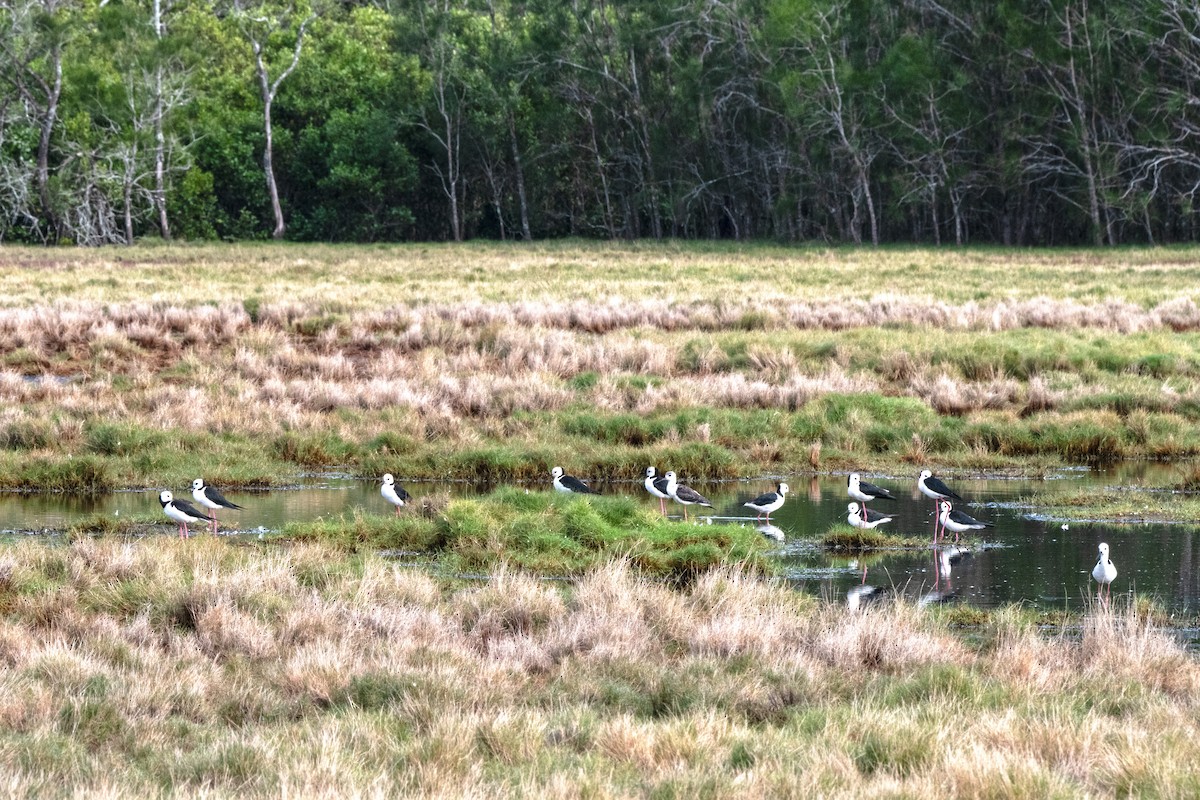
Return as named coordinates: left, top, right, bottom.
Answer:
left=508, top=113, right=530, bottom=240
left=151, top=0, right=171, bottom=239
left=35, top=43, right=63, bottom=241
left=262, top=96, right=285, bottom=240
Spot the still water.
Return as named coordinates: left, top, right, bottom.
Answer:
left=0, top=464, right=1197, bottom=613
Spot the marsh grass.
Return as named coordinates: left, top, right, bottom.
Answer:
left=1027, top=486, right=1200, bottom=523
left=2, top=243, right=1200, bottom=489
left=283, top=490, right=770, bottom=580
left=821, top=523, right=929, bottom=550
left=0, top=539, right=1191, bottom=796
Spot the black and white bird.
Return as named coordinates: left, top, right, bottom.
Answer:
left=160, top=490, right=212, bottom=539
left=552, top=466, right=600, bottom=495
left=744, top=483, right=788, bottom=521
left=847, top=473, right=895, bottom=515
left=381, top=473, right=411, bottom=515
left=663, top=471, right=712, bottom=520
left=1092, top=542, right=1117, bottom=605
left=936, top=500, right=993, bottom=543
left=191, top=478, right=244, bottom=534
left=918, top=470, right=962, bottom=542
left=644, top=466, right=671, bottom=515
left=847, top=501, right=895, bottom=529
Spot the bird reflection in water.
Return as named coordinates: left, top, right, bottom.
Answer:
left=756, top=522, right=785, bottom=542
left=921, top=545, right=969, bottom=607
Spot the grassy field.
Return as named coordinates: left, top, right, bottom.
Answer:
left=0, top=538, right=1191, bottom=797
left=2, top=241, right=1200, bottom=493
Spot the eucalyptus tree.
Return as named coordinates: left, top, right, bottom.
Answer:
left=768, top=0, right=887, bottom=245
left=395, top=0, right=490, bottom=241
left=0, top=0, right=79, bottom=241
left=227, top=0, right=318, bottom=239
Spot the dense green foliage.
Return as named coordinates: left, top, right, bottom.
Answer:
left=3, top=0, right=1200, bottom=245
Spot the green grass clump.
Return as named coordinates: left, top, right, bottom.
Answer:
left=821, top=523, right=926, bottom=550
left=66, top=513, right=161, bottom=539
left=1, top=456, right=115, bottom=494
left=282, top=508, right=444, bottom=552
left=284, top=489, right=769, bottom=579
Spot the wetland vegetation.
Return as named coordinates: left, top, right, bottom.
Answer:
left=4, top=243, right=1200, bottom=495
left=2, top=241, right=1200, bottom=795
left=0, top=539, right=1195, bottom=797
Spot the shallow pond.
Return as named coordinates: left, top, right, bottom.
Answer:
left=1, top=463, right=1197, bottom=613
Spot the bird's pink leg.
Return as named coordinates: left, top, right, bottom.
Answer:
left=212, top=513, right=219, bottom=534
left=395, top=506, right=401, bottom=517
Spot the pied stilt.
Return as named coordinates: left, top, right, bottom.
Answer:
left=847, top=473, right=895, bottom=516
left=743, top=483, right=788, bottom=521
left=918, top=470, right=962, bottom=542
left=1092, top=542, right=1117, bottom=606
left=644, top=466, right=671, bottom=515
left=381, top=473, right=412, bottom=515
left=937, top=500, right=992, bottom=543
left=191, top=478, right=244, bottom=534
left=846, top=501, right=894, bottom=529
left=663, top=471, right=712, bottom=520
left=552, top=466, right=599, bottom=495
left=160, top=490, right=212, bottom=540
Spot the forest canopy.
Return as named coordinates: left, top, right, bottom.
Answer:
left=1, top=0, right=1198, bottom=246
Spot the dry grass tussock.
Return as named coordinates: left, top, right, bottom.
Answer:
left=0, top=541, right=1194, bottom=796
left=3, top=295, right=1200, bottom=378
left=8, top=299, right=1190, bottom=441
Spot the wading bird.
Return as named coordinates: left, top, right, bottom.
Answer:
left=644, top=466, right=671, bottom=515
left=1092, top=542, right=1117, bottom=606
left=381, top=473, right=412, bottom=515
left=552, top=466, right=600, bottom=495
left=744, top=483, right=789, bottom=522
left=847, top=501, right=895, bottom=530
left=663, top=471, right=712, bottom=520
left=191, top=478, right=244, bottom=534
left=936, top=500, right=993, bottom=543
left=847, top=473, right=895, bottom=516
left=160, top=490, right=212, bottom=539
left=918, top=470, right=962, bottom=542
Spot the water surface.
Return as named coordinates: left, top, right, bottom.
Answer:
left=1, top=465, right=1196, bottom=613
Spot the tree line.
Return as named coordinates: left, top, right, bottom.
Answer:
left=3, top=0, right=1200, bottom=246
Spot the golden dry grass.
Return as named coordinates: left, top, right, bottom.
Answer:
left=0, top=538, right=1194, bottom=797
left=3, top=241, right=1200, bottom=487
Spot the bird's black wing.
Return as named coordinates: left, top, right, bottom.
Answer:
left=746, top=491, right=778, bottom=507
left=925, top=475, right=962, bottom=499
left=948, top=508, right=992, bottom=527
left=174, top=499, right=214, bottom=520
left=204, top=486, right=244, bottom=510
left=563, top=475, right=600, bottom=494
left=652, top=476, right=670, bottom=494
left=859, top=480, right=896, bottom=500
left=864, top=508, right=894, bottom=524
left=676, top=485, right=712, bottom=506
